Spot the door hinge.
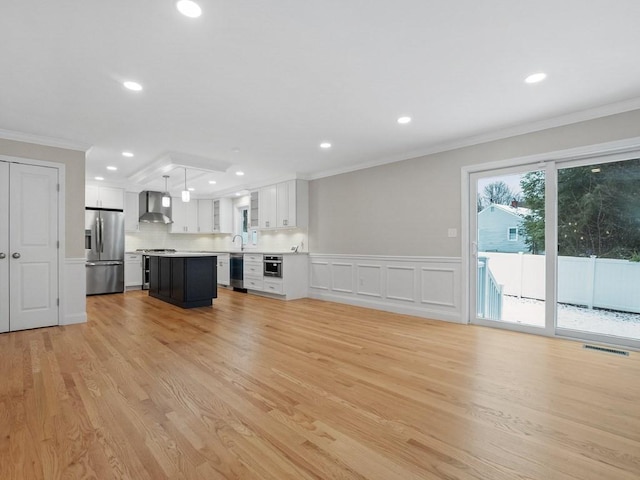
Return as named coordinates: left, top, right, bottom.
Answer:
left=57, top=240, right=60, bottom=248
left=57, top=298, right=59, bottom=306
left=57, top=183, right=60, bottom=192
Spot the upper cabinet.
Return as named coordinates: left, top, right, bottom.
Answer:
left=85, top=185, right=124, bottom=210
left=258, top=184, right=277, bottom=229
left=170, top=198, right=199, bottom=233
left=197, top=199, right=213, bottom=233
left=213, top=198, right=233, bottom=234
left=255, top=180, right=308, bottom=229
left=277, top=180, right=308, bottom=228
left=168, top=198, right=234, bottom=235
left=124, top=192, right=140, bottom=232
left=250, top=191, right=259, bottom=228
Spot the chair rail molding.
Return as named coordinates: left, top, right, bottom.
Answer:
left=309, top=254, right=462, bottom=323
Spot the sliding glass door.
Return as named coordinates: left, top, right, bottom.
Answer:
left=470, top=165, right=551, bottom=334
left=556, top=157, right=640, bottom=342
left=469, top=152, right=640, bottom=348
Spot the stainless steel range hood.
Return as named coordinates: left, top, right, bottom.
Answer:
left=139, top=191, right=173, bottom=224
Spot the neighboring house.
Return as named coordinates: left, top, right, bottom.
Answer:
left=478, top=203, right=531, bottom=253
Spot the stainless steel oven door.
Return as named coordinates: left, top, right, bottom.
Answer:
left=263, top=256, right=282, bottom=278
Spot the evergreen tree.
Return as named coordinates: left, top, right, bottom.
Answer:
left=519, top=159, right=640, bottom=258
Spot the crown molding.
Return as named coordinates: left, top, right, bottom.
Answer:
left=0, top=128, right=91, bottom=152
left=306, top=96, right=640, bottom=181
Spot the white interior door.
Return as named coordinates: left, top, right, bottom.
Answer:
left=0, top=162, right=9, bottom=333
left=9, top=162, right=59, bottom=331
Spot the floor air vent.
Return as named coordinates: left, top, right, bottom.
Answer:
left=583, top=344, right=630, bottom=356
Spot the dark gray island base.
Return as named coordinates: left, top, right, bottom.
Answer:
left=148, top=254, right=217, bottom=308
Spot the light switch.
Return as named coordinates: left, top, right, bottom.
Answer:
left=447, top=228, right=457, bottom=238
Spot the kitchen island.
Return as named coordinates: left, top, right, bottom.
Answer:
left=148, top=253, right=217, bottom=308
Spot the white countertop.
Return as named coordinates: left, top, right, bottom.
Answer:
left=142, top=252, right=219, bottom=257
left=127, top=250, right=308, bottom=256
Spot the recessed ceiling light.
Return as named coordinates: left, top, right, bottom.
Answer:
left=94, top=176, right=104, bottom=181
left=591, top=167, right=601, bottom=173
left=208, top=180, right=217, bottom=184
left=320, top=142, right=332, bottom=149
left=123, top=81, right=143, bottom=91
left=235, top=192, right=242, bottom=196
left=106, top=166, right=117, bottom=171
left=188, top=187, right=195, bottom=191
left=122, top=151, right=134, bottom=157
left=236, top=171, right=245, bottom=176
left=397, top=116, right=412, bottom=124
left=525, top=72, right=547, bottom=84
left=176, top=0, right=202, bottom=18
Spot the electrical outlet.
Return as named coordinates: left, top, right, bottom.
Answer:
left=447, top=228, right=457, bottom=238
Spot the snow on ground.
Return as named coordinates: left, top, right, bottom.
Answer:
left=500, top=295, right=640, bottom=340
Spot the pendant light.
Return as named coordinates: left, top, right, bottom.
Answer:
left=181, top=167, right=190, bottom=202
left=162, top=175, right=171, bottom=208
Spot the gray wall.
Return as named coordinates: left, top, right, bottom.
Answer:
left=309, top=109, right=640, bottom=256
left=0, top=138, right=86, bottom=258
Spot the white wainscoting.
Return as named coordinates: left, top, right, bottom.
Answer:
left=62, top=258, right=86, bottom=325
left=309, top=254, right=463, bottom=323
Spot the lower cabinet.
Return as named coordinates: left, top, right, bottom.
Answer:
left=124, top=253, right=142, bottom=289
left=149, top=255, right=217, bottom=308
left=242, top=254, right=308, bottom=300
left=217, top=253, right=230, bottom=286
left=243, top=254, right=264, bottom=291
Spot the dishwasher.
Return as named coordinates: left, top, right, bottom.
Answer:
left=230, top=253, right=245, bottom=290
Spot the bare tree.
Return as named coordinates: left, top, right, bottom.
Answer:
left=478, top=181, right=520, bottom=211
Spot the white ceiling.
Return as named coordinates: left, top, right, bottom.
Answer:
left=2, top=0, right=640, bottom=197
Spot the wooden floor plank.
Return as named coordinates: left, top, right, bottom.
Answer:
left=1, top=288, right=639, bottom=479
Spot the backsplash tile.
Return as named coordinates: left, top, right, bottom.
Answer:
left=125, top=223, right=307, bottom=253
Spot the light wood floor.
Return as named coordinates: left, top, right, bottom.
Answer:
left=1, top=289, right=639, bottom=479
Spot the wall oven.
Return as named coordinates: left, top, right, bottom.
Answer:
left=264, top=255, right=283, bottom=278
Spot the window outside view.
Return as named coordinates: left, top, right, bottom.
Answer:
left=476, top=159, right=640, bottom=341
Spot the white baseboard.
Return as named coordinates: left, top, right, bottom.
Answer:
left=308, top=254, right=464, bottom=324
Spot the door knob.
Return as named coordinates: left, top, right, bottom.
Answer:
left=12, top=252, right=20, bottom=259
left=0, top=253, right=5, bottom=259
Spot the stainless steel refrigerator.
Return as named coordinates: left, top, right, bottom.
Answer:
left=85, top=209, right=125, bottom=295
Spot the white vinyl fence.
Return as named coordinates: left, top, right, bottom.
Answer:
left=481, top=252, right=640, bottom=314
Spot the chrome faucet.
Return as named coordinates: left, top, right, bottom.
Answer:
left=232, top=234, right=245, bottom=251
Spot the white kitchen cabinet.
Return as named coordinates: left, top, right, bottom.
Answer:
left=197, top=199, right=213, bottom=233
left=254, top=180, right=308, bottom=230
left=86, top=185, right=124, bottom=210
left=124, top=253, right=142, bottom=288
left=124, top=192, right=140, bottom=232
left=213, top=198, right=233, bottom=233
left=276, top=180, right=308, bottom=228
left=243, top=253, right=264, bottom=290
left=1, top=160, right=60, bottom=333
left=216, top=253, right=230, bottom=286
left=250, top=191, right=259, bottom=228
left=259, top=185, right=277, bottom=229
left=170, top=197, right=199, bottom=233
left=242, top=253, right=308, bottom=300
left=263, top=278, right=284, bottom=295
